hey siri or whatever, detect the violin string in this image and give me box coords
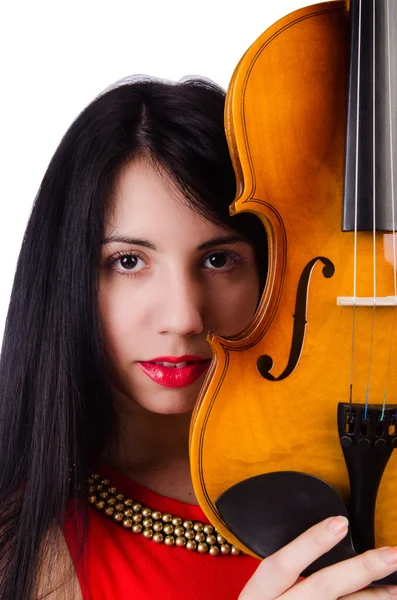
[364,0,377,420]
[382,0,397,419]
[349,0,362,408]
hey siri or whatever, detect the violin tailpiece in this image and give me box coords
[337,402,397,554]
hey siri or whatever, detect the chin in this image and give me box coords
[137,394,197,416]
[113,372,202,416]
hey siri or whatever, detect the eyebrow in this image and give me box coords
[102,235,156,249]
[101,234,248,251]
[196,234,248,251]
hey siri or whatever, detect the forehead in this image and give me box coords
[104,159,231,242]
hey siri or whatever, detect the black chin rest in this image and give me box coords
[216,471,397,585]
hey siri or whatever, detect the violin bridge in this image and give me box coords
[337,296,397,306]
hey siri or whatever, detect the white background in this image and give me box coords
[0,0,317,341]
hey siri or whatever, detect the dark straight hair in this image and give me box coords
[0,77,266,598]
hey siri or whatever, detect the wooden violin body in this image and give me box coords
[190,0,397,578]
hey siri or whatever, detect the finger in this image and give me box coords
[238,515,349,600]
[282,547,397,600]
[342,587,397,599]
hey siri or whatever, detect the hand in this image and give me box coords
[239,516,397,599]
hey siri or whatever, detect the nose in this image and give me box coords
[157,269,204,337]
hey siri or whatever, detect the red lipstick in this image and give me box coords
[137,355,211,388]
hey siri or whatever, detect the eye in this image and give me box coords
[203,250,245,271]
[205,253,228,269]
[107,251,147,275]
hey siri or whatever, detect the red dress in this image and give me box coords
[64,464,260,600]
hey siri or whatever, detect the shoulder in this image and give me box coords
[36,528,83,600]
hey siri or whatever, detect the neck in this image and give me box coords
[102,395,198,504]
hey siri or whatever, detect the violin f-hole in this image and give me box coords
[257,256,335,381]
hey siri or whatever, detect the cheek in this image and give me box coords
[230,288,259,331]
[98,282,140,359]
[210,270,261,336]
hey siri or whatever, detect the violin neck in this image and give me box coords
[343,0,397,232]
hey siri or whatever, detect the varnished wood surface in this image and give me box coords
[190,1,397,558]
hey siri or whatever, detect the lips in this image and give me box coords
[137,356,211,388]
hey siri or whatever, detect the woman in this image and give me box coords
[0,77,396,600]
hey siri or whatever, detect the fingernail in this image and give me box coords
[379,547,397,565]
[327,516,349,534]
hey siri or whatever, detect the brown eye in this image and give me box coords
[202,250,246,273]
[120,255,139,270]
[107,252,147,275]
[207,253,228,269]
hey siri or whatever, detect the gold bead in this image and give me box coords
[162,513,172,523]
[122,518,133,529]
[184,530,195,540]
[113,512,124,522]
[132,513,143,523]
[87,473,242,559]
[175,536,186,547]
[142,518,153,528]
[163,524,174,535]
[197,542,208,554]
[164,535,175,546]
[142,528,153,539]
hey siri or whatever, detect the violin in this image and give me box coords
[190,0,397,584]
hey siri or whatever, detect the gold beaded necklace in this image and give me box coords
[88,473,241,556]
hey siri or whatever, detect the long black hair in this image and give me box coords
[0,77,266,598]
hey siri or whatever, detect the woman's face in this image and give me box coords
[99,160,261,415]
